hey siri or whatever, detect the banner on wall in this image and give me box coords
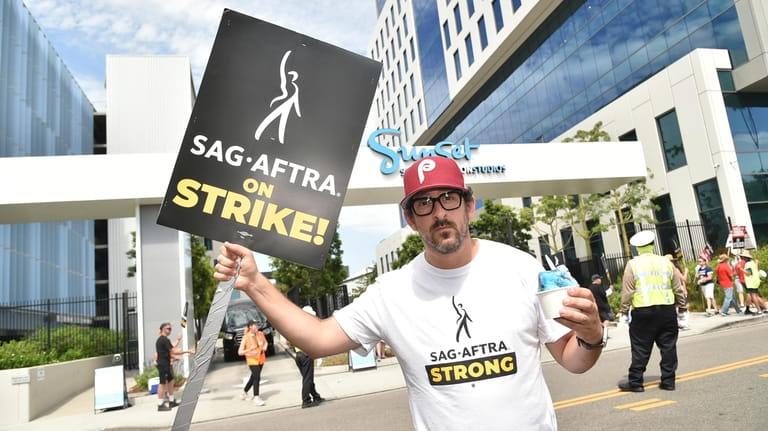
[158,9,381,269]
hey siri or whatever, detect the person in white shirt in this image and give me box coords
[214,156,604,431]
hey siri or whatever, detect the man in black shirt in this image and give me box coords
[156,322,185,411]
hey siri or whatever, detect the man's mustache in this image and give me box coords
[431,219,455,232]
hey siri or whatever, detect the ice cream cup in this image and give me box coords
[536,286,571,320]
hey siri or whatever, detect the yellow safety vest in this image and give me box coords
[629,254,675,308]
[745,261,760,290]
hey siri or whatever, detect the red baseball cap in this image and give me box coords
[400,156,468,208]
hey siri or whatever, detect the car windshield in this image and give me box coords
[225,306,266,329]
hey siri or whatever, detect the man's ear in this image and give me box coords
[466,196,476,218]
[404,209,417,230]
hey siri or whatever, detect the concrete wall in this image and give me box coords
[137,204,194,375]
[0,355,113,426]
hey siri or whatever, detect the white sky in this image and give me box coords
[23,0,402,274]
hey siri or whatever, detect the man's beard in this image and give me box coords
[420,218,469,254]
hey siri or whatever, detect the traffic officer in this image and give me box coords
[618,231,686,392]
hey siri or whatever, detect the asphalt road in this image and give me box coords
[550,321,768,430]
[192,320,768,430]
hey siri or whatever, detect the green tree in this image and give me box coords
[561,193,609,260]
[270,228,348,305]
[391,233,425,269]
[526,195,573,255]
[191,235,217,338]
[471,199,533,252]
[126,231,137,277]
[604,173,659,256]
[560,121,613,259]
[349,262,378,300]
[562,121,611,144]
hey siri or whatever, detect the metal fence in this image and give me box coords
[0,292,139,369]
[568,218,744,285]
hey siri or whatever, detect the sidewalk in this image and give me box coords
[5,311,766,431]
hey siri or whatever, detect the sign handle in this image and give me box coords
[172,262,239,430]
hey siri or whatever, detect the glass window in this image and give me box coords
[718,70,735,92]
[653,194,675,223]
[423,1,747,147]
[522,196,532,208]
[748,203,768,246]
[403,16,409,36]
[453,50,462,79]
[512,0,521,12]
[742,175,768,202]
[417,100,424,124]
[561,227,577,265]
[492,0,504,32]
[657,110,687,171]
[443,21,451,49]
[467,0,475,16]
[539,235,551,262]
[695,178,728,247]
[478,16,488,49]
[465,35,475,66]
[619,129,638,141]
[587,219,605,257]
[617,208,637,250]
[410,38,416,60]
[652,194,680,255]
[454,5,463,33]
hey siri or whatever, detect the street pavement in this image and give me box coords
[4,310,766,431]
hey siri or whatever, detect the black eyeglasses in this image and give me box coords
[163,327,171,331]
[409,191,463,216]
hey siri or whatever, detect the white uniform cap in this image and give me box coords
[302,305,316,316]
[629,230,655,247]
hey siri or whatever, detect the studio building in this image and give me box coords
[367,0,767,274]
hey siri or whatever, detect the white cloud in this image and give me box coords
[22,0,384,272]
[24,0,376,92]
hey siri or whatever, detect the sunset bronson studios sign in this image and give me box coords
[158,9,381,270]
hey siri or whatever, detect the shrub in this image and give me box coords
[0,339,55,369]
[0,325,124,370]
[133,364,184,391]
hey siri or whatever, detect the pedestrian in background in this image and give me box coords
[716,254,742,316]
[731,249,754,315]
[155,322,191,411]
[619,231,686,392]
[729,251,746,309]
[239,319,268,406]
[695,257,717,316]
[741,250,768,314]
[293,306,325,409]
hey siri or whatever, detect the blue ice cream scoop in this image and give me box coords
[539,265,579,291]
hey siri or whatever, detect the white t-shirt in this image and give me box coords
[334,239,570,431]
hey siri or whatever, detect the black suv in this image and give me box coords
[221,298,275,361]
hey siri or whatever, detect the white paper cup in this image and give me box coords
[536,287,570,320]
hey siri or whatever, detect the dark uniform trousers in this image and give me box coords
[295,351,320,403]
[628,304,679,387]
